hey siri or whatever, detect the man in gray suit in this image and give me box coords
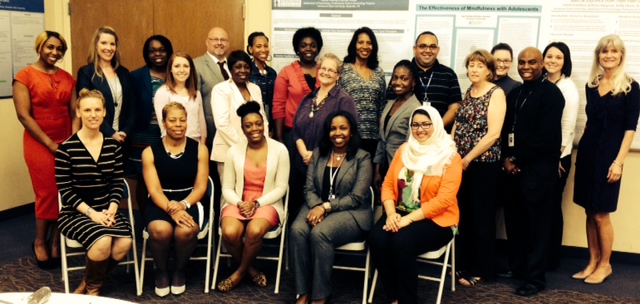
[194,26,230,151]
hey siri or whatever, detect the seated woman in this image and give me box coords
[217,101,290,292]
[55,89,133,296]
[142,102,209,297]
[290,111,373,304]
[369,105,462,304]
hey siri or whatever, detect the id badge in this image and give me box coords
[508,133,515,147]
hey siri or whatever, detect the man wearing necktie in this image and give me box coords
[194,26,230,231]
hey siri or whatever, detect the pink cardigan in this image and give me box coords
[272,61,313,128]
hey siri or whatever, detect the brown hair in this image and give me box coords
[465,49,496,81]
[77,88,106,108]
[87,26,121,80]
[161,101,187,122]
[166,52,199,100]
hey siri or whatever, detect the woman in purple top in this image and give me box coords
[292,53,358,212]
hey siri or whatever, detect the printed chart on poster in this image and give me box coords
[271,0,640,150]
[0,0,44,98]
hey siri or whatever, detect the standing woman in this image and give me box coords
[369,105,462,304]
[77,26,134,143]
[13,31,77,269]
[217,102,289,292]
[374,60,421,190]
[272,27,323,144]
[542,42,579,270]
[452,50,506,285]
[142,102,210,296]
[573,34,640,284]
[339,27,386,159]
[292,53,358,214]
[56,89,133,295]
[129,35,174,210]
[247,32,277,130]
[291,111,372,304]
[210,50,269,177]
[154,52,206,143]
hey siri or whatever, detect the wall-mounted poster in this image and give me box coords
[0,0,45,98]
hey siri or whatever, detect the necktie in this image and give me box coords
[218,61,229,80]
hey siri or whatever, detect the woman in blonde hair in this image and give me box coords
[573,34,640,284]
[77,26,134,143]
[56,89,133,295]
[13,30,77,269]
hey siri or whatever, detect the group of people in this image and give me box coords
[12,22,638,304]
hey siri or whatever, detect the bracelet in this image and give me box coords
[613,161,623,168]
[180,199,190,210]
[86,208,93,217]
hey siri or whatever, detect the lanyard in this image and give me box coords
[418,72,434,105]
[512,79,544,131]
[329,152,345,199]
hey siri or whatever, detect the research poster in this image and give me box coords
[0,0,44,98]
[272,0,640,150]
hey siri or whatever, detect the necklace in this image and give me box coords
[333,151,347,161]
[163,138,186,159]
[309,92,329,118]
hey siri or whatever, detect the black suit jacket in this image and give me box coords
[77,64,135,137]
[130,66,154,133]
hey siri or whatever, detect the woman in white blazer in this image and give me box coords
[210,51,269,178]
[217,102,289,292]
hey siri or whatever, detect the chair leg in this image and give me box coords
[204,223,213,293]
[211,233,224,291]
[368,270,378,303]
[138,237,147,296]
[362,251,370,304]
[60,235,70,294]
[274,224,287,294]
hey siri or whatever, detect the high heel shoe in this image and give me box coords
[584,267,613,284]
[32,241,53,269]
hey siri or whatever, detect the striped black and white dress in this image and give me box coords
[55,134,131,249]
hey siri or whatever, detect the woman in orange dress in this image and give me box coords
[13,31,78,269]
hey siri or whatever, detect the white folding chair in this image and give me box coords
[59,179,141,295]
[211,187,289,293]
[368,236,456,304]
[139,176,215,294]
[331,187,374,304]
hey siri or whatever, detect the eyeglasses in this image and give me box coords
[208,37,229,43]
[495,59,512,64]
[416,44,439,51]
[410,122,433,130]
[319,67,338,75]
[148,49,167,55]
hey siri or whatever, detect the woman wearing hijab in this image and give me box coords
[369,105,462,304]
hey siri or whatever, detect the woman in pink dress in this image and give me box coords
[13,31,78,269]
[217,101,290,292]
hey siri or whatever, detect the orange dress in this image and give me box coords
[14,66,75,220]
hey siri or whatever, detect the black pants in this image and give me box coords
[548,155,571,270]
[503,161,557,288]
[457,161,501,280]
[369,214,453,304]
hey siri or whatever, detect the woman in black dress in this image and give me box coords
[56,89,133,295]
[142,102,210,296]
[573,34,640,284]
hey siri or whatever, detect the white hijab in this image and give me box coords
[401,105,457,203]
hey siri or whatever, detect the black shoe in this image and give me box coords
[32,242,53,269]
[497,270,513,278]
[515,283,544,297]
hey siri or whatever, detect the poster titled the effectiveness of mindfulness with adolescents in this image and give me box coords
[272,0,640,150]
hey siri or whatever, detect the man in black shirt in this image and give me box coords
[501,47,565,297]
[387,31,461,131]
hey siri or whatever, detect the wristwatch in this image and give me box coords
[254,200,260,208]
[322,202,332,213]
[508,156,516,163]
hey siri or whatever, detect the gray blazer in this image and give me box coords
[374,94,421,165]
[303,148,373,231]
[194,54,226,147]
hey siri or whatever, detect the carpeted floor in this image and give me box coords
[1,254,639,304]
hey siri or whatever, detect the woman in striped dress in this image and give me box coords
[55,89,133,296]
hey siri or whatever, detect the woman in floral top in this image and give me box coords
[452,49,506,286]
[369,105,462,304]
